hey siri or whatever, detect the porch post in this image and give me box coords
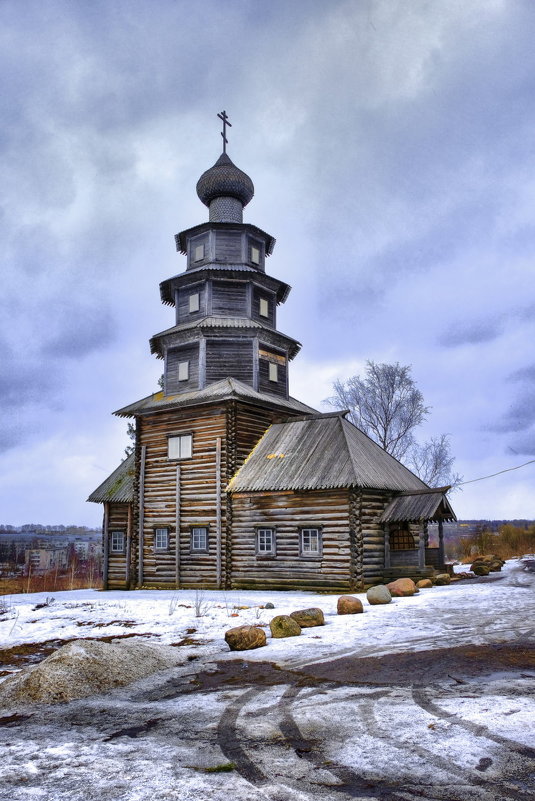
[383,524,390,568]
[438,519,445,569]
[418,525,426,569]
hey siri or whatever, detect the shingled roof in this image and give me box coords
[114,377,317,418]
[227,413,429,493]
[87,453,135,503]
[379,490,456,523]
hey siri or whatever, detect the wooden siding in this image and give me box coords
[215,230,242,262]
[138,406,228,588]
[176,283,205,324]
[258,352,287,397]
[230,489,354,591]
[107,502,130,589]
[211,280,248,317]
[251,285,276,327]
[360,489,392,586]
[166,343,200,394]
[187,233,210,269]
[206,338,254,385]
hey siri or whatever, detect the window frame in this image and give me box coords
[268,362,278,382]
[259,297,269,317]
[178,360,189,382]
[193,243,205,262]
[251,245,261,265]
[189,292,200,313]
[299,527,323,558]
[167,433,193,460]
[154,527,170,552]
[255,527,276,558]
[110,530,125,554]
[190,526,209,553]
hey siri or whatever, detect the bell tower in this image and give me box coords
[150,112,301,399]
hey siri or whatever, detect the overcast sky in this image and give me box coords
[2,0,535,526]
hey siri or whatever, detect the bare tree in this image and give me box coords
[124,421,136,458]
[406,434,462,489]
[327,361,429,460]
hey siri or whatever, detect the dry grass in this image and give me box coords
[0,573,102,596]
[453,523,535,562]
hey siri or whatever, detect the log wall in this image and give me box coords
[106,502,130,590]
[230,489,354,591]
[359,489,393,587]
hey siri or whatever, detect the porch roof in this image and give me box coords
[379,489,456,523]
[87,453,135,504]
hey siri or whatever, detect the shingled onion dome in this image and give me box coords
[196,152,254,223]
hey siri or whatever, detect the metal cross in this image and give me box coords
[217,110,232,153]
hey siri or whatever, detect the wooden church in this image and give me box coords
[88,114,455,592]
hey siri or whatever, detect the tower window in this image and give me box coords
[251,246,260,264]
[194,244,205,262]
[178,361,189,381]
[168,434,192,460]
[191,526,208,552]
[259,298,269,317]
[154,527,169,551]
[189,293,200,313]
[269,362,278,382]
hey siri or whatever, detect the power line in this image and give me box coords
[459,458,535,486]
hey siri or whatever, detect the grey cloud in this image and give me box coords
[41,302,115,358]
[439,320,504,348]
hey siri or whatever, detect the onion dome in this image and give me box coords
[196,153,254,209]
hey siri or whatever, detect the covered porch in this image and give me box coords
[379,487,456,580]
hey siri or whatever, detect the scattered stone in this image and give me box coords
[337,595,364,614]
[0,639,183,706]
[470,555,505,573]
[386,578,418,597]
[290,608,325,628]
[471,564,490,576]
[264,602,275,609]
[366,585,392,605]
[269,615,302,638]
[225,625,267,651]
[434,573,451,585]
[416,579,433,589]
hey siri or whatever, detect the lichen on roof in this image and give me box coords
[87,453,135,504]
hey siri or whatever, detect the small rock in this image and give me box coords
[224,625,267,651]
[434,573,451,585]
[416,579,433,589]
[337,595,364,614]
[269,615,301,638]
[386,578,417,597]
[264,602,275,609]
[290,608,325,627]
[366,585,392,605]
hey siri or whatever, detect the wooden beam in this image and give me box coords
[383,524,390,568]
[216,437,222,588]
[438,519,445,569]
[138,445,147,587]
[418,525,426,569]
[102,502,109,590]
[126,503,132,589]
[175,464,181,589]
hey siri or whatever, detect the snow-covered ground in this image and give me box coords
[0,560,534,801]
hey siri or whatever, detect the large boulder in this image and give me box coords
[386,578,418,597]
[0,638,183,706]
[416,579,433,589]
[269,615,301,638]
[366,585,392,605]
[225,625,267,651]
[337,595,364,615]
[290,608,325,628]
[471,563,490,576]
[434,573,451,585]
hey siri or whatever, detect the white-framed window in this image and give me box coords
[168,433,192,460]
[194,243,204,262]
[110,531,125,553]
[189,293,200,313]
[300,528,322,557]
[154,527,169,551]
[256,527,276,557]
[178,361,189,381]
[268,362,278,382]
[191,526,208,552]
[259,297,269,317]
[251,245,260,264]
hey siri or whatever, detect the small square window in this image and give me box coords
[110,531,125,553]
[194,244,204,261]
[256,528,276,556]
[154,527,169,550]
[178,361,189,381]
[259,297,269,317]
[191,526,208,552]
[168,434,192,460]
[251,246,260,264]
[269,362,278,382]
[300,528,322,557]
[189,293,200,313]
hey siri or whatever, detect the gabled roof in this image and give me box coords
[113,377,318,419]
[227,413,429,493]
[379,491,456,523]
[87,453,135,504]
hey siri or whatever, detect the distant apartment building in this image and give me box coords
[24,546,69,574]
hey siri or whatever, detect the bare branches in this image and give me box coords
[407,434,463,490]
